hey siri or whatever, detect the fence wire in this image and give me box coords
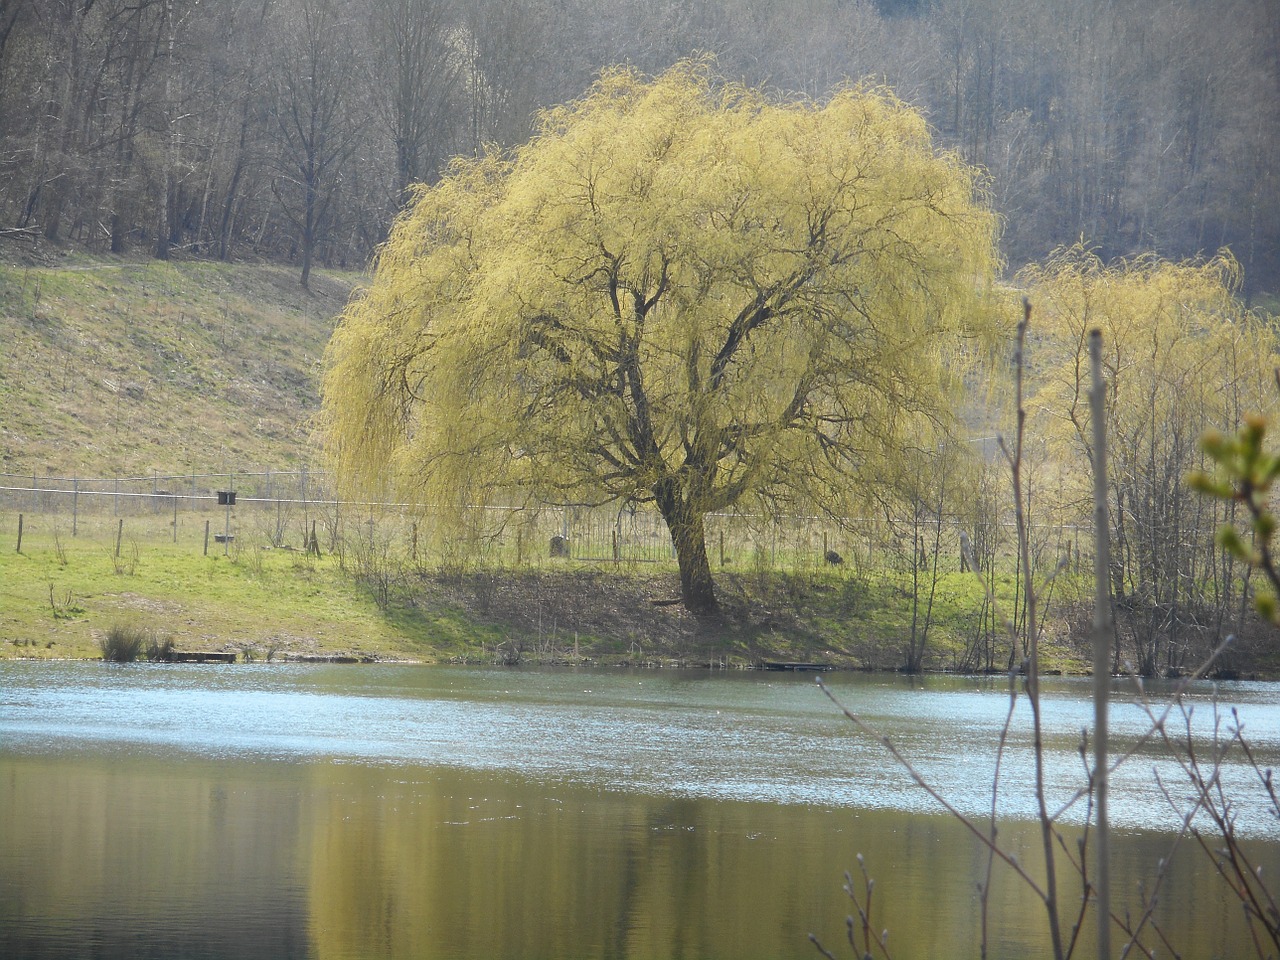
[1,470,1091,576]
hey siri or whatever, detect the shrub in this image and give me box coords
[99,623,145,662]
[145,634,175,662]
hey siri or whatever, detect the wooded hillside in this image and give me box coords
[2,0,1277,296]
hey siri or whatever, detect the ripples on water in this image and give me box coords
[4,663,1278,831]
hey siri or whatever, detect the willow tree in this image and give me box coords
[322,61,1000,613]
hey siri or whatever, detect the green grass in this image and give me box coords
[0,517,443,661]
[0,505,1100,669]
[1252,292,1280,318]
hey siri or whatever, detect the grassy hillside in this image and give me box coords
[0,249,356,476]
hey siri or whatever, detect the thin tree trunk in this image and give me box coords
[1088,329,1113,960]
[1012,300,1065,960]
[908,507,922,671]
[155,0,176,260]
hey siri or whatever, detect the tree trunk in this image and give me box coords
[907,508,923,672]
[654,481,718,614]
[110,212,127,253]
[300,218,313,289]
[299,159,317,288]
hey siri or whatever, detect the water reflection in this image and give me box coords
[1,752,311,960]
[1,663,1276,959]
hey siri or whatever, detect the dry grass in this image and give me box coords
[0,251,358,476]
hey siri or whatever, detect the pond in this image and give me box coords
[1,663,1277,959]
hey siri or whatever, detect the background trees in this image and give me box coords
[321,64,1000,612]
[270,0,363,287]
[1024,247,1280,673]
[0,0,1274,297]
[367,0,460,202]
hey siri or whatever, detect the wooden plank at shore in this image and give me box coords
[163,652,376,664]
[169,651,237,663]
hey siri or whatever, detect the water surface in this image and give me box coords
[2,663,1276,958]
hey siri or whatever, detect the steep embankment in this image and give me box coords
[0,249,356,476]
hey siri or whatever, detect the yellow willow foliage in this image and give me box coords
[1021,245,1280,515]
[322,61,1000,532]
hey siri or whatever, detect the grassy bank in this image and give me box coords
[0,519,429,661]
[0,507,1103,671]
[3,498,1270,675]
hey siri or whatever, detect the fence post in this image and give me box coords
[223,477,232,556]
[204,519,210,556]
[115,518,123,558]
[16,514,22,553]
[72,478,78,537]
[301,465,310,537]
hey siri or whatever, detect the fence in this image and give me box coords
[0,469,1024,574]
[0,469,337,555]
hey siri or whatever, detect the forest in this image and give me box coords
[2,0,1277,296]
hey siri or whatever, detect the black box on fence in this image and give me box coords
[216,491,237,506]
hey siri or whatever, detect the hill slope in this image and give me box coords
[0,249,356,477]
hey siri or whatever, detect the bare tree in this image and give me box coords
[366,0,461,200]
[270,0,363,287]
